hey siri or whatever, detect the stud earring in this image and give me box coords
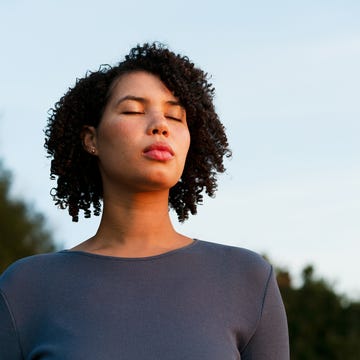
[90,147,96,154]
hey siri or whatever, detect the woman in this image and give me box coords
[0,43,289,359]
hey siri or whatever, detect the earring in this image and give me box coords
[90,147,96,154]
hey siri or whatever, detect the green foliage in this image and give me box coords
[0,162,56,273]
[277,265,360,360]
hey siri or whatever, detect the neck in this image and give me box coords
[73,189,192,257]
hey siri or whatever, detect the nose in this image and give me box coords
[147,113,169,137]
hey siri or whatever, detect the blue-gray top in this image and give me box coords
[0,240,289,359]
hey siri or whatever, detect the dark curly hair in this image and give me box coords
[45,42,231,222]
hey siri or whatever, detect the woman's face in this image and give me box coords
[85,71,191,195]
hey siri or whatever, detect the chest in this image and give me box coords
[18,266,260,359]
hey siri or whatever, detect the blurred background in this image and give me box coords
[0,0,359,358]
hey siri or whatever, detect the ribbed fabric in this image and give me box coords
[0,240,289,359]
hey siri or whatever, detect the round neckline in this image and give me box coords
[59,239,200,262]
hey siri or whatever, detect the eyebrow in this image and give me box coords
[114,95,184,108]
[166,100,183,107]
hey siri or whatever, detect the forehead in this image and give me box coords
[108,71,176,101]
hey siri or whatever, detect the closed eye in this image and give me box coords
[166,115,182,121]
[122,111,144,115]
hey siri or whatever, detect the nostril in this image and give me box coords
[151,128,168,136]
[150,125,169,136]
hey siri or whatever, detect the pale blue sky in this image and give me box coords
[0,0,359,297]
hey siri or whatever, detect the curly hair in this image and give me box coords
[45,42,231,222]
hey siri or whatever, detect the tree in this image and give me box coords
[0,162,56,273]
[277,265,360,359]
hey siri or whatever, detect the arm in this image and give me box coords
[241,267,290,360]
[0,290,23,360]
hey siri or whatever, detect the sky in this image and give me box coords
[0,0,359,298]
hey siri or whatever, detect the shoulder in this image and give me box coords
[1,252,66,275]
[195,239,270,272]
[193,241,278,330]
[0,252,70,295]
[194,240,272,289]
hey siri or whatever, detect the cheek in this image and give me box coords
[175,122,190,142]
[182,130,191,157]
[97,120,136,150]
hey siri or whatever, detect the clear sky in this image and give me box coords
[0,0,359,297]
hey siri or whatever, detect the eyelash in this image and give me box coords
[122,111,144,115]
[122,111,181,122]
[166,116,182,122]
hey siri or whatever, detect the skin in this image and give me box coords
[73,71,193,257]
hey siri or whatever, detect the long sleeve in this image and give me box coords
[0,243,289,359]
[241,267,290,360]
[0,290,23,360]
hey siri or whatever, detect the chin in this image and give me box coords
[144,178,179,191]
[141,168,182,188]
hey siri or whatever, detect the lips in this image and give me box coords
[143,142,175,161]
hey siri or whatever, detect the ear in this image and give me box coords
[81,125,98,155]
